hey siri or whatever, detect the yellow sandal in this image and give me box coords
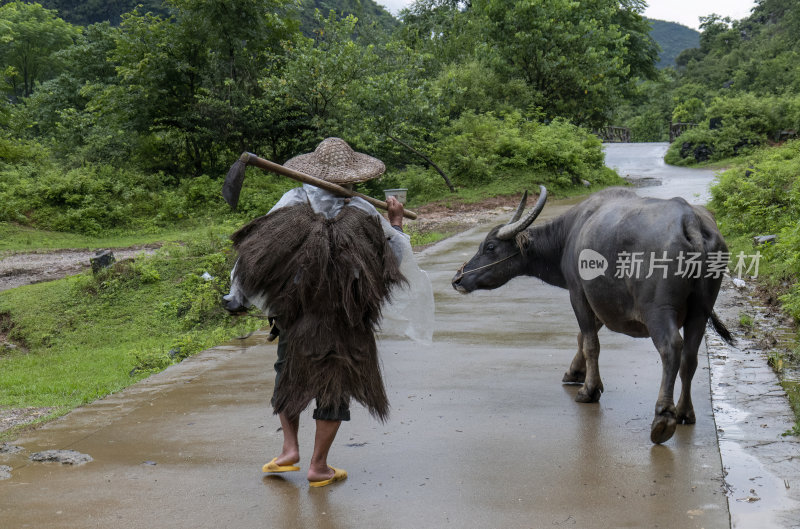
[262,457,300,473]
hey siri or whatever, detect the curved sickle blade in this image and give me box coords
[222,153,252,209]
[496,185,547,240]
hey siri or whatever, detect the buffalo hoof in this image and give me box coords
[575,385,602,403]
[562,371,586,385]
[677,408,696,425]
[650,413,677,444]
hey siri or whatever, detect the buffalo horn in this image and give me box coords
[497,185,547,240]
[507,190,528,223]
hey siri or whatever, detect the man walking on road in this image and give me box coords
[223,138,433,487]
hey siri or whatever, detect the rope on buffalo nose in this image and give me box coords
[456,251,520,277]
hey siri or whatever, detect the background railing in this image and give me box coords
[595,126,631,143]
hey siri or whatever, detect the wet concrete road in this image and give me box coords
[1,144,732,528]
[604,142,717,204]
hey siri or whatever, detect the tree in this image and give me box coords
[111,0,297,175]
[19,0,169,26]
[396,0,477,71]
[613,0,659,80]
[22,22,118,135]
[0,1,80,100]
[261,12,382,151]
[473,0,658,127]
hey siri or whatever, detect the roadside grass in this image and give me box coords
[785,379,800,437]
[0,233,262,440]
[408,228,450,247]
[399,170,622,211]
[664,155,738,170]
[0,218,243,252]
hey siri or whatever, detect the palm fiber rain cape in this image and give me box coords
[231,203,406,422]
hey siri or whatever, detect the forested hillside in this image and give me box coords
[2,0,797,235]
[1,0,656,237]
[616,0,800,146]
[13,0,396,29]
[647,19,699,69]
[8,0,168,25]
[298,0,397,33]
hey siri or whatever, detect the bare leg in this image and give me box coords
[307,419,341,482]
[276,413,300,466]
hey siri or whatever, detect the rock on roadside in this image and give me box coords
[29,450,92,466]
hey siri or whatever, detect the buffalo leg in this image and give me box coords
[569,293,604,402]
[563,319,603,385]
[562,335,587,384]
[575,330,604,403]
[676,310,705,425]
[647,314,683,444]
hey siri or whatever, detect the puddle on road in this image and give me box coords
[713,400,790,525]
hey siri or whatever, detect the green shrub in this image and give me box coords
[0,157,240,235]
[672,97,706,124]
[432,111,615,191]
[710,140,800,235]
[710,140,800,322]
[627,109,670,142]
[665,124,760,165]
[666,93,800,165]
[386,164,446,205]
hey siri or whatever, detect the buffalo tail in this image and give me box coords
[709,311,734,345]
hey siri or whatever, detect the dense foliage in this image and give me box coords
[11,0,168,25]
[0,0,653,234]
[23,0,396,33]
[472,0,658,127]
[619,0,800,148]
[664,93,800,165]
[0,2,80,100]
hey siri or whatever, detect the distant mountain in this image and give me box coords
[647,19,701,69]
[25,0,397,33]
[18,0,167,26]
[300,0,398,34]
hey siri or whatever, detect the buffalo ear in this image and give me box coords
[515,230,532,250]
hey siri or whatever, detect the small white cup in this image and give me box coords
[383,188,408,205]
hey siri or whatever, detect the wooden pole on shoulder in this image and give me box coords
[223,152,418,220]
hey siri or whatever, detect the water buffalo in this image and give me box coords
[451,186,732,444]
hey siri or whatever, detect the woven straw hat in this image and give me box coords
[283,138,385,184]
